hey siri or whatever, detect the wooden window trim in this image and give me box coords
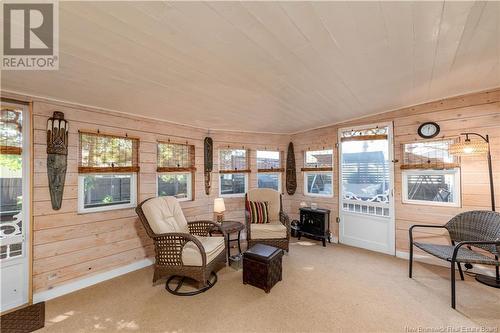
[340,134,388,142]
[301,167,333,172]
[257,168,284,173]
[0,146,22,155]
[400,163,460,170]
[219,169,251,174]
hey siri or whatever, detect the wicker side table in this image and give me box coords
[243,244,283,293]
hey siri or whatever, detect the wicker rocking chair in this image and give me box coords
[245,188,290,252]
[409,210,500,309]
[136,196,226,296]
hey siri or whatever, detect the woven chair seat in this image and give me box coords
[414,242,499,265]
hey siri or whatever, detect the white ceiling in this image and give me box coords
[2,1,500,133]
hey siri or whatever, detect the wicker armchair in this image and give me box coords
[245,188,290,252]
[409,210,500,309]
[136,196,226,296]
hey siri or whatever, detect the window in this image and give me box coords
[219,148,249,197]
[302,149,333,197]
[78,131,139,213]
[257,150,282,192]
[157,142,195,201]
[401,140,460,206]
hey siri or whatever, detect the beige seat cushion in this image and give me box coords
[182,236,225,266]
[141,196,189,234]
[247,188,280,221]
[251,222,286,239]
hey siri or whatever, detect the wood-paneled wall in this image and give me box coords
[12,94,290,293]
[285,88,500,254]
[4,87,500,294]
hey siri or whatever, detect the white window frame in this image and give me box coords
[156,171,192,202]
[257,172,282,193]
[78,173,137,214]
[218,173,248,198]
[304,171,334,198]
[401,168,461,207]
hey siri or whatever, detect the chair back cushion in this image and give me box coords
[445,210,500,255]
[247,201,270,224]
[141,196,189,235]
[246,188,281,221]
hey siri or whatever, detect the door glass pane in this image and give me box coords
[341,138,390,204]
[1,108,24,260]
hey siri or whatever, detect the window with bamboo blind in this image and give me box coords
[400,139,460,207]
[157,142,195,201]
[302,149,334,197]
[257,150,282,192]
[77,131,138,213]
[219,148,249,197]
[78,131,139,173]
[401,139,459,170]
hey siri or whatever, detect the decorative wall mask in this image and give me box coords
[286,142,297,195]
[204,137,213,195]
[47,112,69,210]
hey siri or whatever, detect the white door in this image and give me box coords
[339,123,395,255]
[1,103,31,312]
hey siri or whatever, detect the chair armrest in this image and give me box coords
[245,210,251,240]
[188,220,220,237]
[409,224,447,244]
[152,232,207,267]
[280,211,291,239]
[452,240,500,262]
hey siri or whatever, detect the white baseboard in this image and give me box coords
[396,251,496,277]
[33,258,154,303]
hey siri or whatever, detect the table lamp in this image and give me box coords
[214,198,225,223]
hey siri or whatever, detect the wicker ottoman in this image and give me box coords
[243,244,283,293]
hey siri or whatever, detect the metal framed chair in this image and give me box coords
[409,210,500,308]
[245,188,290,252]
[136,196,226,296]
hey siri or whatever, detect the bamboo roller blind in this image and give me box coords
[219,148,250,173]
[78,131,139,173]
[0,108,23,155]
[401,139,459,170]
[157,142,195,172]
[301,149,333,172]
[257,150,283,172]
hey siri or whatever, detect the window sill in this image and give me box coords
[401,200,461,208]
[305,193,334,198]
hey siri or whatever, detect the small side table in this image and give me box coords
[210,221,245,260]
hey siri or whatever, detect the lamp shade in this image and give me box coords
[449,140,489,156]
[213,198,225,213]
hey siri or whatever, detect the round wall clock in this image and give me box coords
[417,122,440,139]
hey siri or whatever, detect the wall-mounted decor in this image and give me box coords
[285,142,296,195]
[204,136,213,195]
[47,112,69,210]
[417,122,440,139]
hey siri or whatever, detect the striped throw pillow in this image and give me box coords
[247,201,270,224]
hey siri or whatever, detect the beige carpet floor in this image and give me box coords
[40,241,500,333]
